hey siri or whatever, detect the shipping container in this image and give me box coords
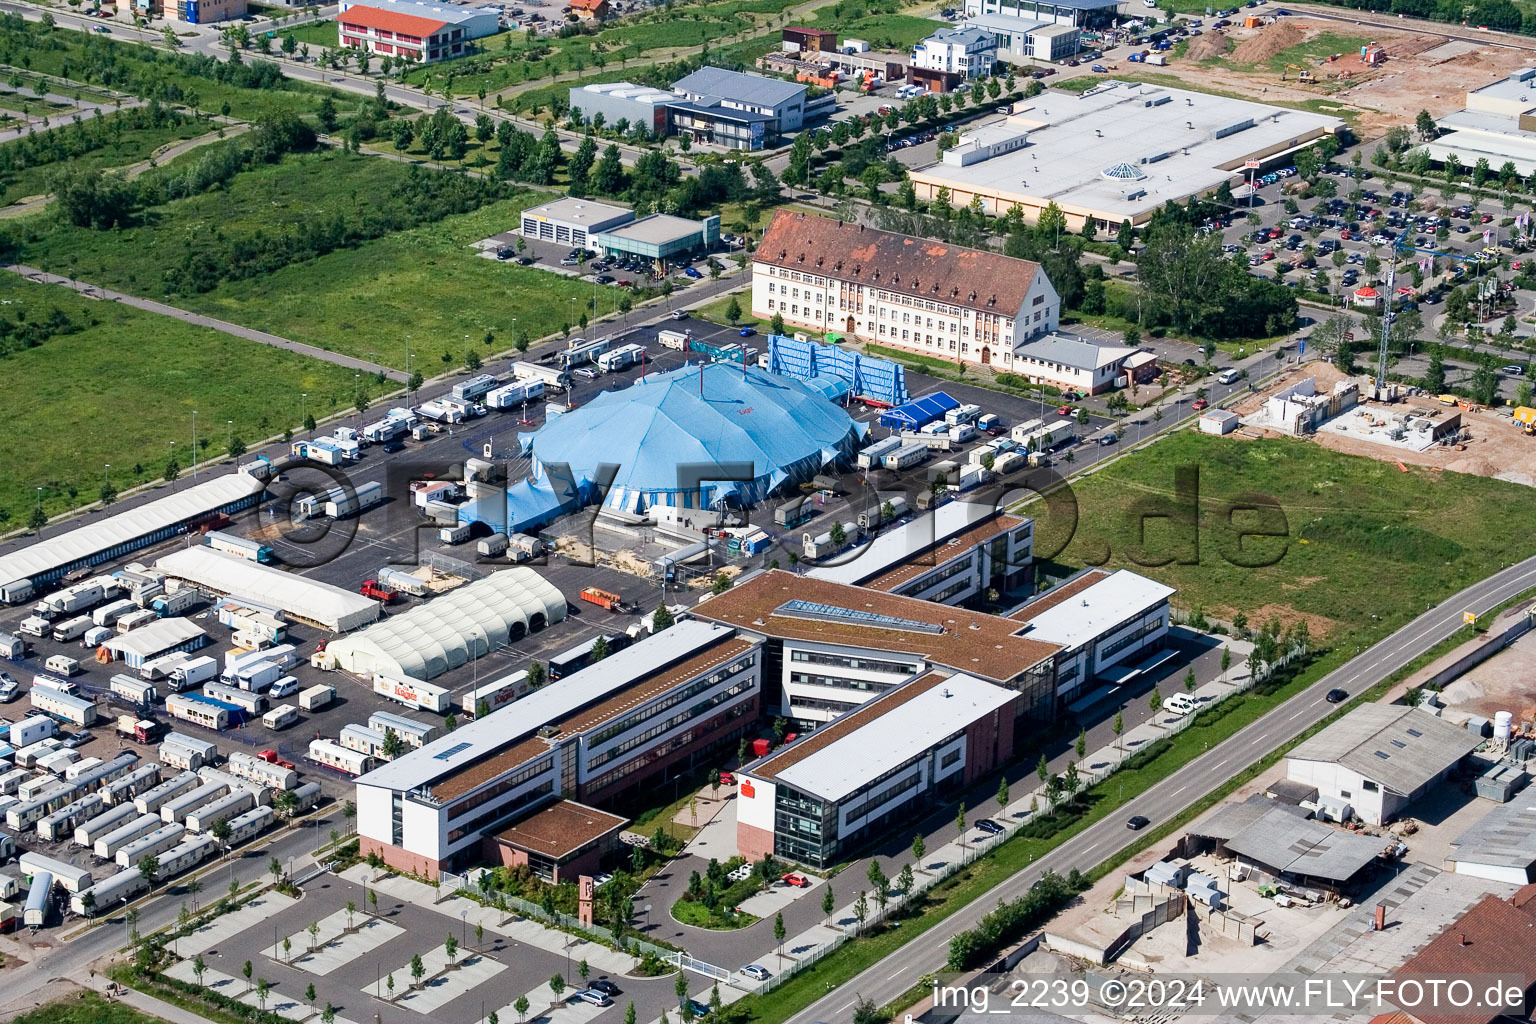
[367,711,439,749]
[19,851,92,893]
[484,379,544,409]
[511,360,571,391]
[166,693,233,732]
[115,609,158,634]
[159,733,217,772]
[133,772,200,816]
[298,685,335,712]
[150,589,202,617]
[461,670,528,718]
[115,822,186,868]
[308,738,375,776]
[261,704,299,731]
[476,533,509,558]
[31,688,97,727]
[222,804,276,846]
[371,675,451,713]
[51,616,94,643]
[325,481,384,520]
[109,675,158,709]
[37,793,105,842]
[159,782,227,825]
[95,813,169,861]
[92,599,138,629]
[23,871,52,927]
[184,790,254,833]
[71,867,148,916]
[880,442,929,470]
[227,750,299,791]
[10,715,57,749]
[73,803,139,848]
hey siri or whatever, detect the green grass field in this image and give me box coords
[0,115,212,206]
[15,993,168,1024]
[178,197,597,370]
[0,272,363,522]
[278,19,339,48]
[1035,431,1536,645]
[805,11,947,49]
[1242,31,1374,71]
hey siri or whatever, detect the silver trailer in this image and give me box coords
[160,733,218,771]
[160,782,228,824]
[94,813,167,861]
[184,789,254,833]
[23,870,52,927]
[71,867,148,915]
[103,764,163,806]
[222,804,276,846]
[286,781,322,815]
[73,802,141,848]
[37,792,105,842]
[157,833,218,877]
[133,771,200,816]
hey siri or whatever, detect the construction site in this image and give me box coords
[1156,15,1532,133]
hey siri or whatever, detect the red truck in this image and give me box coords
[258,749,297,769]
[360,579,399,604]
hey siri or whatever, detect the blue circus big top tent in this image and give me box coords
[509,361,865,527]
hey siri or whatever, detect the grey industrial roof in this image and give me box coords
[806,500,1013,586]
[1192,793,1307,841]
[672,67,805,110]
[1448,798,1536,872]
[521,196,633,227]
[1224,806,1384,881]
[355,619,739,794]
[1289,705,1480,796]
[922,26,996,46]
[597,213,708,246]
[668,99,773,124]
[0,472,264,592]
[1016,333,1134,372]
[155,547,380,633]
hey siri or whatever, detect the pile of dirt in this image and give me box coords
[1184,29,1229,60]
[1229,20,1307,63]
[1446,455,1500,476]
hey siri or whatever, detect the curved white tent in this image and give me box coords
[323,569,567,680]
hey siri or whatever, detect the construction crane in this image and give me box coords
[1375,238,1490,389]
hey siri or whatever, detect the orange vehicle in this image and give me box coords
[579,586,623,611]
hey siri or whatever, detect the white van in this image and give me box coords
[1164,694,1199,717]
[1217,368,1241,385]
[268,676,300,699]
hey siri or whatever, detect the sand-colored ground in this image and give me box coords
[1227,359,1536,486]
[1143,17,1532,134]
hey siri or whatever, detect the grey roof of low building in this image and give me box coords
[667,99,773,124]
[1448,798,1536,871]
[1224,806,1384,882]
[1192,793,1307,841]
[1288,705,1480,796]
[1015,332,1133,372]
[672,67,806,110]
[922,26,996,46]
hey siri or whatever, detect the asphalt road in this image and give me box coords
[788,553,1536,1024]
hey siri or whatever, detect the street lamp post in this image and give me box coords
[191,410,199,481]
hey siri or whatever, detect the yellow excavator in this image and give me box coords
[1281,63,1314,83]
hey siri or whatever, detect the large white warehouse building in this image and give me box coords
[155,547,380,633]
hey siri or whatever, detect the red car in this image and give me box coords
[782,872,811,888]
[1055,404,1073,416]
[1191,398,1209,410]
[1262,250,1276,261]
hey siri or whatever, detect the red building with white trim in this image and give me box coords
[338,0,499,64]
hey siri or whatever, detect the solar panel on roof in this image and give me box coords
[433,742,472,762]
[1374,750,1391,759]
[1406,727,1423,737]
[1391,739,1407,748]
[777,599,944,634]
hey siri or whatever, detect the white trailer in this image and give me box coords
[261,704,299,730]
[110,675,159,708]
[92,599,138,629]
[227,751,299,791]
[362,416,410,444]
[881,442,929,470]
[203,682,267,714]
[184,790,254,833]
[991,451,1027,476]
[168,655,219,691]
[596,343,646,373]
[71,868,149,916]
[325,481,384,519]
[298,685,334,711]
[157,833,218,877]
[657,328,690,350]
[15,739,63,771]
[115,822,186,868]
[31,688,97,726]
[223,644,296,676]
[23,871,52,927]
[856,436,903,469]
[856,495,909,530]
[35,749,81,776]
[511,360,571,391]
[83,626,114,648]
[116,609,158,633]
[37,793,105,842]
[103,764,162,806]
[74,803,140,848]
[477,533,509,558]
[42,582,107,617]
[1008,418,1045,444]
[19,851,92,894]
[0,768,28,795]
[308,738,375,776]
[9,715,57,749]
[368,711,440,748]
[372,675,451,713]
[509,533,543,560]
[340,724,388,758]
[32,673,78,695]
[95,813,166,861]
[159,733,217,771]
[52,616,94,643]
[484,379,544,409]
[461,670,528,718]
[160,782,227,825]
[222,804,276,845]
[133,771,201,816]
[415,399,464,424]
[944,403,983,427]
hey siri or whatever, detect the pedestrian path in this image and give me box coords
[339,864,635,975]
[178,891,301,958]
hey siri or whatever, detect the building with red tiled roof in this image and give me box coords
[750,210,1059,370]
[338,0,500,64]
[569,0,609,21]
[1389,888,1536,1024]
